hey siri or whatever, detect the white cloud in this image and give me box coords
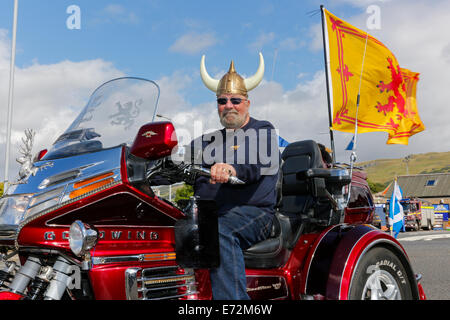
[104,4,126,15]
[330,0,392,8]
[258,3,275,16]
[93,4,140,25]
[278,37,306,51]
[248,32,276,52]
[308,22,323,52]
[0,31,124,181]
[169,32,218,55]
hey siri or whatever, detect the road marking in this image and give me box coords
[398,234,450,242]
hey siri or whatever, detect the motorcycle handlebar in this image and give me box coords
[145,158,245,186]
[190,166,245,185]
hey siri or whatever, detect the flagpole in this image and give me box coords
[346,31,370,205]
[320,5,336,163]
[4,0,19,193]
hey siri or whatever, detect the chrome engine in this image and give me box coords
[0,253,80,300]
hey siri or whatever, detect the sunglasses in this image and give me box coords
[217,97,246,105]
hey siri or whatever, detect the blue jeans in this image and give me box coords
[209,205,274,300]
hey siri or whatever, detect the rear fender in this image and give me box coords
[302,224,420,300]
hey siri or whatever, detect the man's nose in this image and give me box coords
[224,100,235,109]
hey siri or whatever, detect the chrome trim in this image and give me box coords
[29,186,65,208]
[12,147,123,195]
[246,275,289,300]
[125,265,197,300]
[38,169,81,190]
[69,220,99,257]
[0,227,18,241]
[15,180,121,248]
[19,247,82,266]
[92,252,176,265]
[125,268,140,300]
[415,273,422,283]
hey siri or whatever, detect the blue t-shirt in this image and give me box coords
[191,117,280,214]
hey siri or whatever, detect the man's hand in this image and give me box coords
[210,163,237,184]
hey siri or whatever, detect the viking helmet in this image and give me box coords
[200,52,265,97]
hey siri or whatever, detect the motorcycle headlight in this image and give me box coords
[69,220,98,257]
[0,194,33,226]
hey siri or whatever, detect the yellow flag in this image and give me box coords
[394,68,425,143]
[323,9,425,145]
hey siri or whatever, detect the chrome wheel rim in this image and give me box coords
[362,270,401,300]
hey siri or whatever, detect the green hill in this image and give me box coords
[357,151,450,187]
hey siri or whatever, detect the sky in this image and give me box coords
[0,0,449,182]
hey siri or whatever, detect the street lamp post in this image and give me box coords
[4,0,19,192]
[402,155,412,175]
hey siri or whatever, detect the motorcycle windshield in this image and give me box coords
[42,77,160,160]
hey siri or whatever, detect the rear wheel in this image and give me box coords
[414,220,420,231]
[348,247,413,300]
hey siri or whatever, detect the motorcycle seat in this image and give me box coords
[243,140,326,269]
[244,213,282,254]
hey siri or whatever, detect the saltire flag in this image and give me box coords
[322,8,425,145]
[393,68,425,144]
[278,136,290,147]
[345,135,355,151]
[389,180,405,238]
[380,180,393,198]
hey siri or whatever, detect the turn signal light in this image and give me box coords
[69,172,115,199]
[34,149,48,162]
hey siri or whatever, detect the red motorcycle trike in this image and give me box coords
[0,77,425,300]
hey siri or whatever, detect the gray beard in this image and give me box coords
[219,111,247,129]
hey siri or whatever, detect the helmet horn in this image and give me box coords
[244,52,265,91]
[200,55,219,93]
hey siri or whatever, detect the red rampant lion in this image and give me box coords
[375,57,406,116]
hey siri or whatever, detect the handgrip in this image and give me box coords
[192,166,245,185]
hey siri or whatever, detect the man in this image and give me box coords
[192,53,280,299]
[375,201,388,231]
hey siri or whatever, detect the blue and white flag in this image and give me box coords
[278,136,290,147]
[345,135,355,151]
[389,180,405,238]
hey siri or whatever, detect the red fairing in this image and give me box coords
[344,170,375,225]
[130,121,178,160]
[418,283,427,300]
[0,291,23,300]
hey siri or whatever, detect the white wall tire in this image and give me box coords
[348,247,413,300]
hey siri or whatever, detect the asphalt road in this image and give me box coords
[397,229,450,300]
